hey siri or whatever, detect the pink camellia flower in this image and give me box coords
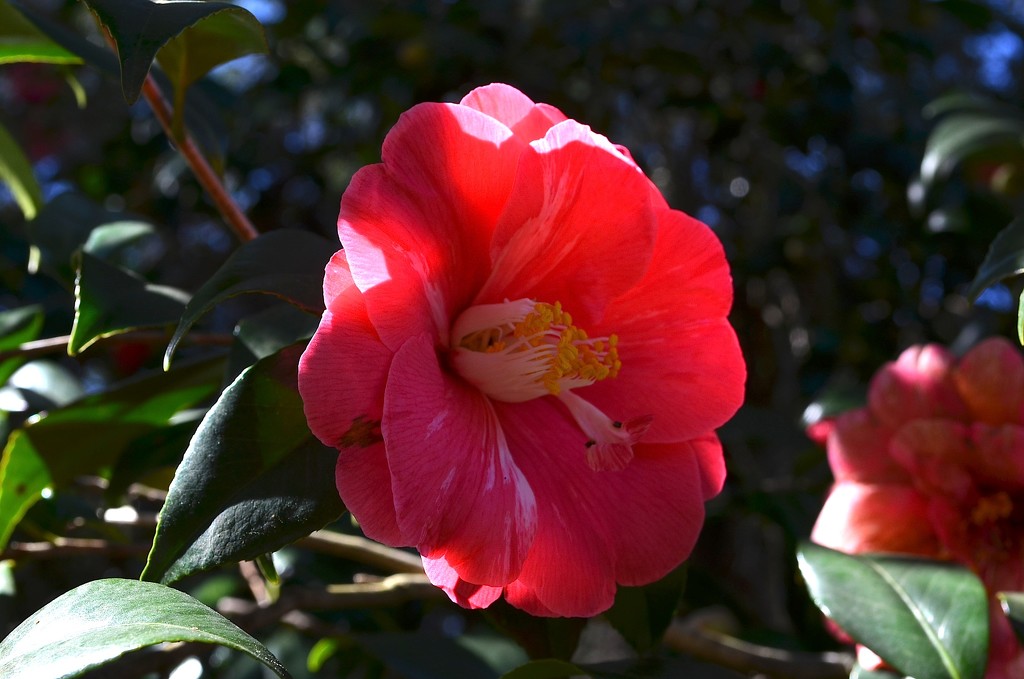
[811,337,1024,677]
[298,83,745,617]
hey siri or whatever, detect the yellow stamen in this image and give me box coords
[458,301,620,398]
[972,492,1013,525]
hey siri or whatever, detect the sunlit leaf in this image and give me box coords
[0,0,81,65]
[998,592,1024,644]
[966,216,1024,300]
[82,0,267,104]
[83,220,161,271]
[142,344,343,584]
[0,357,223,550]
[0,578,290,679]
[69,252,189,355]
[0,306,44,386]
[920,113,1024,187]
[0,122,42,221]
[798,542,988,679]
[164,229,336,369]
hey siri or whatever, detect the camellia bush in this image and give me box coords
[5,1,1024,679]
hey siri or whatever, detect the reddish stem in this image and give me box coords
[141,77,259,243]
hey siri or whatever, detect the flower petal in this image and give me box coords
[970,424,1024,488]
[583,208,744,442]
[955,336,1024,425]
[460,83,567,142]
[495,398,714,615]
[868,344,967,429]
[811,482,940,556]
[825,410,908,484]
[298,269,401,544]
[422,554,504,609]
[383,333,537,586]
[339,102,528,349]
[889,419,974,499]
[477,120,657,326]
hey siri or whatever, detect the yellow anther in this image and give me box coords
[455,300,620,399]
[972,492,1014,525]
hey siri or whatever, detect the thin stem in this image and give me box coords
[298,530,424,574]
[141,77,259,242]
[0,329,233,364]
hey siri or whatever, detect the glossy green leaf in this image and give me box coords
[0,122,42,221]
[0,357,223,550]
[604,563,686,653]
[143,343,344,584]
[0,306,44,385]
[798,542,988,679]
[966,216,1024,300]
[998,592,1024,644]
[26,193,143,282]
[920,113,1024,187]
[104,413,203,503]
[851,666,906,679]
[164,229,337,369]
[69,252,189,355]
[0,0,81,65]
[1018,290,1024,345]
[82,220,161,271]
[0,578,290,678]
[501,659,585,679]
[82,0,266,104]
[226,304,320,383]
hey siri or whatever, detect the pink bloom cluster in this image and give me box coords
[812,337,1024,677]
[299,84,745,617]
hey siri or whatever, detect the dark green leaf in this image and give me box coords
[0,578,290,678]
[0,306,44,385]
[226,304,320,383]
[82,0,266,103]
[26,193,147,282]
[83,220,161,272]
[0,357,223,550]
[966,216,1024,300]
[604,564,686,653]
[0,0,81,65]
[69,252,189,355]
[501,659,585,679]
[164,229,337,369]
[104,413,203,504]
[920,113,1024,187]
[142,343,343,584]
[0,122,42,221]
[998,592,1024,644]
[851,666,907,679]
[797,542,989,679]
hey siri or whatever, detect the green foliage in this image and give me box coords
[0,357,223,550]
[798,543,989,679]
[164,229,336,369]
[0,122,42,220]
[70,251,189,354]
[142,344,343,584]
[0,578,289,678]
[0,0,80,65]
[81,0,266,104]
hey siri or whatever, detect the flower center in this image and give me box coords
[451,299,620,402]
[451,298,649,471]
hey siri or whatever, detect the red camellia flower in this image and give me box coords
[298,84,745,617]
[811,337,1024,677]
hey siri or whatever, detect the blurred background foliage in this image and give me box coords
[4,0,1024,676]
